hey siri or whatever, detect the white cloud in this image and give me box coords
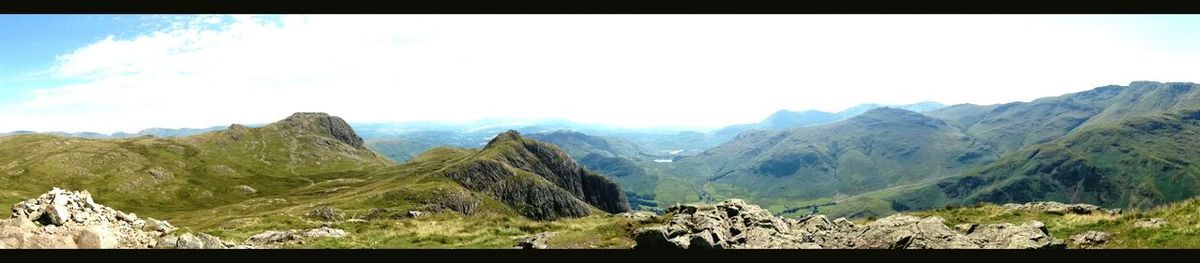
[3,15,1199,133]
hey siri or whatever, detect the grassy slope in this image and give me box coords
[912,197,1200,248]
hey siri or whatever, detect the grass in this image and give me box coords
[911,197,1200,248]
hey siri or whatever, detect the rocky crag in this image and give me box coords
[2,188,184,248]
[439,130,630,220]
[634,199,1067,249]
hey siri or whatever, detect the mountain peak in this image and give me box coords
[271,112,365,149]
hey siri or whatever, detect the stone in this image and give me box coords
[1134,218,1167,228]
[406,210,425,218]
[175,233,206,249]
[634,199,1067,249]
[306,206,345,221]
[235,185,257,194]
[155,235,179,249]
[1069,231,1109,248]
[46,204,72,225]
[516,232,557,249]
[74,226,120,249]
[245,227,348,247]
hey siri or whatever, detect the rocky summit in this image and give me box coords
[633,199,1065,249]
[2,188,179,248]
[0,188,259,249]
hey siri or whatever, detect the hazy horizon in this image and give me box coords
[3,15,1199,133]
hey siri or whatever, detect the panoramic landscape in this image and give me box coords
[2,15,1200,249]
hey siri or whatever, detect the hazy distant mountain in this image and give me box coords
[676,81,1200,218]
[713,102,947,139]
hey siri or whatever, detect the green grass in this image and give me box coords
[911,197,1200,248]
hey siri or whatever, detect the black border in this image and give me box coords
[2,0,1200,14]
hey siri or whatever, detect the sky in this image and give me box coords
[2,15,1199,134]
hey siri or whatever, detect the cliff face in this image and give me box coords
[440,130,630,220]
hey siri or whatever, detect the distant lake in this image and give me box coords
[653,159,673,163]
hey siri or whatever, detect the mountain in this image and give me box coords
[676,107,991,214]
[878,108,1200,215]
[926,81,1200,154]
[711,102,947,141]
[526,130,668,210]
[0,112,393,212]
[435,130,630,220]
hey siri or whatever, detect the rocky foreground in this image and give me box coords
[2,188,347,249]
[634,199,1068,249]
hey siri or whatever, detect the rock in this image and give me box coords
[616,211,659,222]
[235,185,257,194]
[1134,218,1167,228]
[1,188,195,249]
[175,233,205,249]
[954,223,977,234]
[1069,231,1109,248]
[966,221,1065,249]
[45,204,72,225]
[406,211,425,218]
[144,218,177,234]
[155,235,178,249]
[245,227,348,247]
[634,199,1067,249]
[1001,202,1119,215]
[516,232,557,249]
[74,226,120,249]
[306,206,345,221]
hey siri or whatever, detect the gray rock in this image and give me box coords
[46,204,72,225]
[1069,231,1109,248]
[406,210,425,218]
[1134,218,1167,228]
[634,199,1067,249]
[235,185,257,194]
[516,232,557,249]
[74,226,119,249]
[306,206,345,221]
[175,233,206,249]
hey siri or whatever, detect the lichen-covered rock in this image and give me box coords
[515,232,557,249]
[1001,202,1120,215]
[1133,218,1167,228]
[244,226,347,247]
[1069,231,1109,248]
[634,199,1067,249]
[306,206,345,221]
[2,188,230,249]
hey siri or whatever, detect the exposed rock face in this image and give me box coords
[281,112,365,149]
[244,226,347,247]
[1134,218,1168,228]
[1069,231,1109,248]
[1001,202,1121,215]
[1,188,247,249]
[634,199,1066,249]
[2,188,179,248]
[439,130,630,220]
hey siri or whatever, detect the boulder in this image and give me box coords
[515,232,557,249]
[1069,231,1109,248]
[634,199,1067,249]
[1134,218,1167,228]
[306,206,345,221]
[74,226,120,249]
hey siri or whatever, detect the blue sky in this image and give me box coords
[2,15,1199,133]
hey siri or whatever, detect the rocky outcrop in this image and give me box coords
[244,226,347,247]
[438,131,630,220]
[1001,202,1121,215]
[1069,231,1109,248]
[306,206,345,221]
[1,188,248,249]
[515,232,557,249]
[634,199,1066,249]
[1133,218,1168,228]
[3,188,178,248]
[281,112,365,149]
